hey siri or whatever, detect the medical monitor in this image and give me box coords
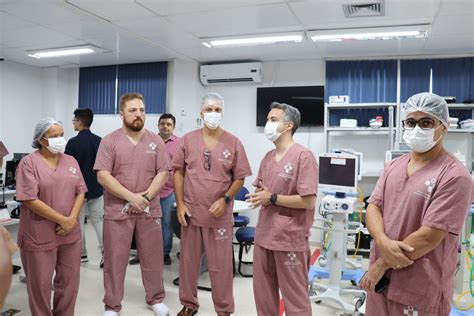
[13,153,28,161]
[318,153,358,194]
[385,150,410,163]
[4,160,16,187]
[330,149,363,181]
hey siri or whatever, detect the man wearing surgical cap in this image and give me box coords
[361,93,472,315]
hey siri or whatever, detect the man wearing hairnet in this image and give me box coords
[172,92,252,316]
[361,93,472,315]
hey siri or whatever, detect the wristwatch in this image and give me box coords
[270,193,278,205]
[223,195,231,204]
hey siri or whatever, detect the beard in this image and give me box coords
[124,118,144,132]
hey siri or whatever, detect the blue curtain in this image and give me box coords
[400,59,432,102]
[325,60,397,103]
[117,62,168,114]
[432,57,473,103]
[78,66,116,114]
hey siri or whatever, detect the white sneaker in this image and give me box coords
[103,311,119,316]
[150,303,170,316]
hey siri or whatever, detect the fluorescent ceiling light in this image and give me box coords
[202,33,303,47]
[27,45,103,59]
[308,25,430,42]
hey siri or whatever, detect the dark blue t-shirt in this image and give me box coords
[65,129,103,199]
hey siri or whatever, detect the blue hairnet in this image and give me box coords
[402,92,449,128]
[201,92,224,110]
[32,118,62,148]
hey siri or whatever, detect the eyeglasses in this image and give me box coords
[203,149,211,171]
[402,117,438,130]
[72,119,78,123]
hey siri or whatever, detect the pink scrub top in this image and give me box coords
[253,144,318,252]
[15,151,87,251]
[94,128,169,220]
[368,151,472,313]
[172,129,252,228]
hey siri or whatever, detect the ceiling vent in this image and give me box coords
[343,1,385,18]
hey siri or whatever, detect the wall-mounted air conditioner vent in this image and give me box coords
[200,62,263,85]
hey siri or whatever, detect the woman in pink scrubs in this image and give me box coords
[15,118,86,316]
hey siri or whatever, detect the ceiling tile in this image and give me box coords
[68,0,156,22]
[2,25,77,48]
[0,11,36,31]
[137,0,284,16]
[437,0,474,15]
[148,34,201,50]
[46,20,120,39]
[431,13,474,36]
[1,0,87,25]
[167,3,300,37]
[114,16,188,37]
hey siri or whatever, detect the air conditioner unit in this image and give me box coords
[200,62,263,85]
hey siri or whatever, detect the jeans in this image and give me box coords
[160,193,176,256]
[79,196,104,257]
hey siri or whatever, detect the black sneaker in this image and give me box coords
[99,257,104,269]
[164,254,172,265]
[129,255,140,265]
[81,255,88,263]
[12,265,21,274]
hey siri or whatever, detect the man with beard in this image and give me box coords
[94,93,170,316]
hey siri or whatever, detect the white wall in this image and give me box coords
[0,61,44,161]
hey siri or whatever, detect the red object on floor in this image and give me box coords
[279,248,321,316]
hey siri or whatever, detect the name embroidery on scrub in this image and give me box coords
[278,163,295,181]
[219,149,232,164]
[215,228,229,241]
[403,306,418,316]
[284,251,301,267]
[414,178,437,202]
[146,142,157,154]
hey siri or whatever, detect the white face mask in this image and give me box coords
[203,112,222,130]
[45,136,66,154]
[264,121,283,142]
[403,125,442,153]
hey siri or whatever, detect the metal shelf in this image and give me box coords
[327,103,398,109]
[447,103,474,109]
[327,127,389,132]
[448,129,474,133]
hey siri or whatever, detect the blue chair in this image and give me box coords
[235,226,255,277]
[234,186,250,227]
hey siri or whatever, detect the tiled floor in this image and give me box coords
[3,222,474,315]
